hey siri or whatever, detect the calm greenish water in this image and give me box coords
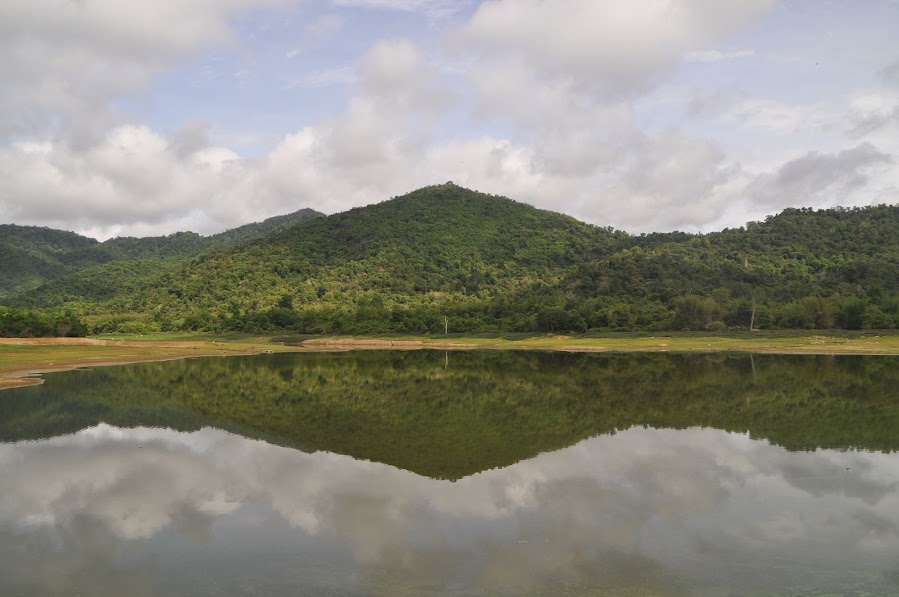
[1,351,898,596]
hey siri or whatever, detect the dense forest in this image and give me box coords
[2,351,897,479]
[2,183,899,336]
[0,208,322,301]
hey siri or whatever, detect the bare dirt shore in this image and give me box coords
[0,338,278,390]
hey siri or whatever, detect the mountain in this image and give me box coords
[0,208,323,302]
[4,184,899,335]
[82,183,623,333]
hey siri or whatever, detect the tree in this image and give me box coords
[672,295,719,331]
[836,296,866,330]
[277,293,294,309]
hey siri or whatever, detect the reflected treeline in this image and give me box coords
[1,351,897,479]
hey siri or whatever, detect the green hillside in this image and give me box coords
[0,225,100,300]
[570,205,899,330]
[4,183,899,335]
[129,183,620,332]
[1,208,323,305]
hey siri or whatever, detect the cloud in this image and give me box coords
[285,66,357,89]
[304,13,343,39]
[467,59,640,147]
[331,0,470,18]
[880,59,899,83]
[0,0,289,142]
[0,124,248,237]
[603,131,746,231]
[691,87,898,146]
[0,37,454,238]
[686,49,756,63]
[2,425,898,593]
[0,67,745,237]
[440,0,781,232]
[457,0,776,97]
[847,91,899,136]
[422,130,747,234]
[3,0,896,238]
[167,119,212,159]
[724,98,836,134]
[746,142,893,209]
[358,38,443,106]
[200,38,453,222]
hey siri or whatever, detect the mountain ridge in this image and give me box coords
[4,184,899,335]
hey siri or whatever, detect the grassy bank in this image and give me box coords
[2,331,899,390]
[289,330,899,353]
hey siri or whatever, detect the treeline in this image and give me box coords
[121,290,897,335]
[0,307,87,337]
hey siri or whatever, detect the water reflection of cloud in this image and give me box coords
[2,424,898,593]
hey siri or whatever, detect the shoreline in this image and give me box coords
[2,334,898,391]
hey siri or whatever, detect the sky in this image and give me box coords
[1,0,898,240]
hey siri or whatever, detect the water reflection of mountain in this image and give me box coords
[1,351,897,479]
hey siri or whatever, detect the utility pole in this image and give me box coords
[444,316,448,335]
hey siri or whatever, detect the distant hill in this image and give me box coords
[0,208,323,302]
[0,225,100,300]
[4,184,899,334]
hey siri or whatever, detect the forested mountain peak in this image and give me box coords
[330,182,579,225]
[268,183,613,261]
[386,182,578,222]
[301,182,585,229]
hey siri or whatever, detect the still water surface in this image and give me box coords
[1,351,898,595]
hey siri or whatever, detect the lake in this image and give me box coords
[1,351,898,596]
